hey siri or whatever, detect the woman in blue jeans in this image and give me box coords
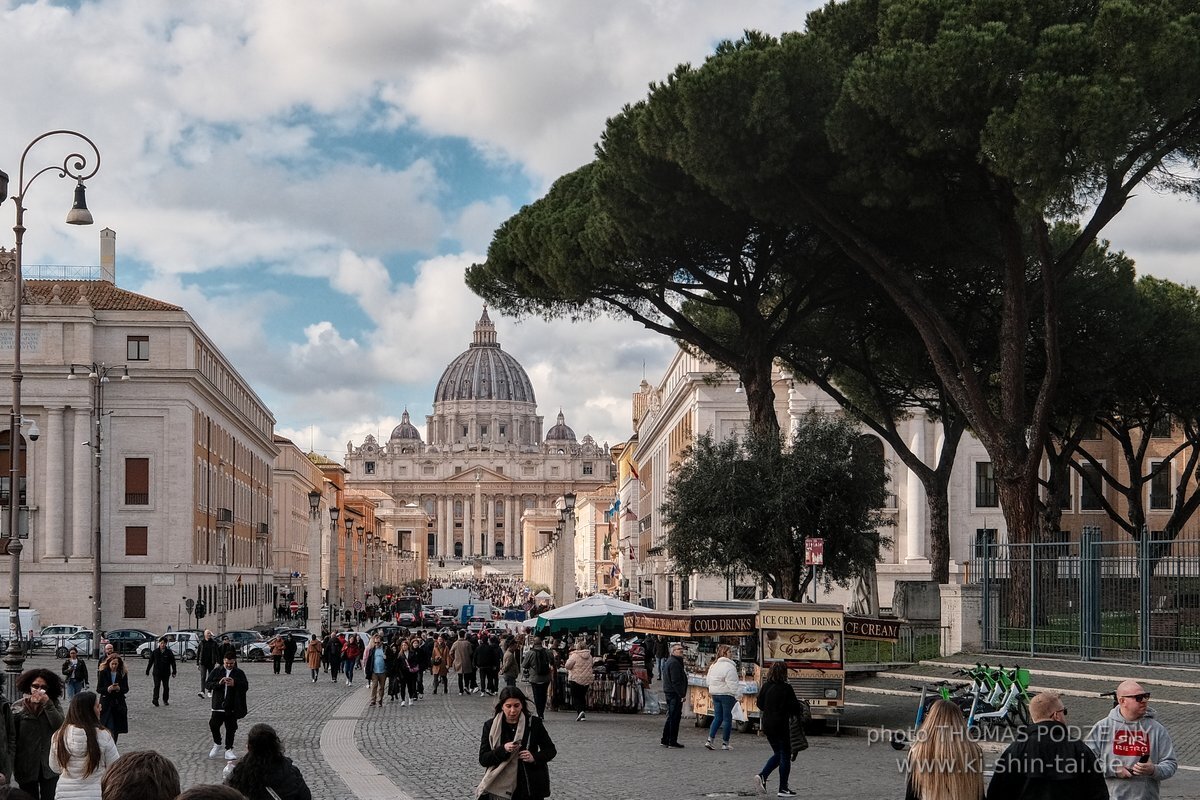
[753,661,800,796]
[704,644,741,750]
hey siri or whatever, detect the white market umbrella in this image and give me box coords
[534,590,553,600]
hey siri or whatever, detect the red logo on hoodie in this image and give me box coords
[1112,729,1150,758]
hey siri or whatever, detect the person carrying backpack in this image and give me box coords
[521,637,552,718]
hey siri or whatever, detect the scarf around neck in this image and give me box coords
[476,712,527,799]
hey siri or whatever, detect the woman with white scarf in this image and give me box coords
[477,686,557,800]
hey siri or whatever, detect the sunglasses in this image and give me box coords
[1121,693,1151,702]
[1055,707,1068,716]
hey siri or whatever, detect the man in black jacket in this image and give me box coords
[146,638,177,706]
[986,691,1107,800]
[197,629,219,698]
[206,652,250,760]
[660,642,687,749]
[283,633,298,675]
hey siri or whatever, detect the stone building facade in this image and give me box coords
[0,231,276,634]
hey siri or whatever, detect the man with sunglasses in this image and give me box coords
[1086,680,1177,799]
[987,691,1106,800]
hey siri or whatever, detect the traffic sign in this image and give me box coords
[290,601,299,613]
[805,537,825,566]
[353,601,363,611]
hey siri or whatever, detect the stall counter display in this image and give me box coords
[685,643,761,729]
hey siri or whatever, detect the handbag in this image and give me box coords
[731,701,748,723]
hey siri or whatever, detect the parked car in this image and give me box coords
[219,630,266,651]
[104,628,157,655]
[241,630,309,662]
[467,616,489,634]
[137,631,200,661]
[55,629,98,659]
[364,623,408,643]
[39,624,86,652]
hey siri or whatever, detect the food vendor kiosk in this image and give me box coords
[624,603,761,729]
[624,599,845,731]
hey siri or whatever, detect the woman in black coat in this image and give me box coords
[96,655,130,743]
[477,686,556,800]
[754,661,799,797]
[225,723,311,800]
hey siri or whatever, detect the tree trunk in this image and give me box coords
[926,486,951,584]
[996,472,1039,628]
[739,362,781,439]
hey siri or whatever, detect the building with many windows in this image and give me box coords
[343,309,609,574]
[0,231,277,633]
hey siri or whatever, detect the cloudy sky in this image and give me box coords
[3,0,1197,459]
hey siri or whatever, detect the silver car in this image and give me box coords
[137,631,200,661]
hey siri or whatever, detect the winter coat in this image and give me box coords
[1086,705,1178,800]
[521,645,552,685]
[62,659,90,689]
[48,724,120,800]
[305,640,322,669]
[705,657,741,698]
[283,635,298,661]
[500,648,521,680]
[12,695,65,785]
[756,679,799,736]
[146,646,177,678]
[431,641,451,676]
[478,713,557,800]
[0,698,14,782]
[198,637,220,669]
[474,640,501,670]
[450,638,474,675]
[96,669,129,735]
[269,637,285,657]
[662,654,687,697]
[206,666,250,720]
[226,756,312,800]
[987,720,1107,800]
[564,648,595,686]
[362,646,385,679]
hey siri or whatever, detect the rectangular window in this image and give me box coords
[125,526,148,556]
[125,458,150,505]
[975,462,998,508]
[499,424,507,438]
[1150,461,1172,510]
[127,335,150,361]
[462,425,469,437]
[974,528,997,560]
[583,462,594,475]
[480,425,488,439]
[124,586,147,618]
[1150,415,1173,438]
[364,461,376,475]
[1079,463,1103,510]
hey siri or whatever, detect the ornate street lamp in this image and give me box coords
[2,131,99,690]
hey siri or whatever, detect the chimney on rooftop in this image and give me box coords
[100,228,116,284]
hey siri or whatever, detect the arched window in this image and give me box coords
[454,541,463,558]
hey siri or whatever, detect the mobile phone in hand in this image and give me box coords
[1138,754,1150,763]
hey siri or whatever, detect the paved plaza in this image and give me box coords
[12,653,1200,799]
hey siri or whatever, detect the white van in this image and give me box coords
[0,608,42,641]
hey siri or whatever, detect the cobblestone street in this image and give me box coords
[19,654,1199,799]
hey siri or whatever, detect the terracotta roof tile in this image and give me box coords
[25,280,183,312]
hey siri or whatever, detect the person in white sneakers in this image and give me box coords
[704,644,742,751]
[205,653,249,761]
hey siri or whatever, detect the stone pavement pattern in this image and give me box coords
[18,653,1200,799]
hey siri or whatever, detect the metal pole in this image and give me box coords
[307,495,322,636]
[91,373,103,658]
[216,509,231,633]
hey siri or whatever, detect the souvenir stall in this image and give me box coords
[534,594,647,713]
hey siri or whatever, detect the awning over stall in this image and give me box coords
[623,610,757,637]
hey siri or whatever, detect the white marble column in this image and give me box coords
[504,497,513,559]
[43,407,65,559]
[71,408,91,558]
[463,498,472,558]
[484,496,494,558]
[905,424,928,562]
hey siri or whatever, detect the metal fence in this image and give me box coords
[845,624,949,664]
[974,530,1200,665]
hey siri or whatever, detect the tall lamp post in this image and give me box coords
[2,130,99,687]
[327,506,339,618]
[68,362,128,658]
[344,517,354,611]
[306,490,322,636]
[255,522,268,625]
[215,507,232,633]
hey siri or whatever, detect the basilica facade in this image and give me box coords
[343,309,610,563]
